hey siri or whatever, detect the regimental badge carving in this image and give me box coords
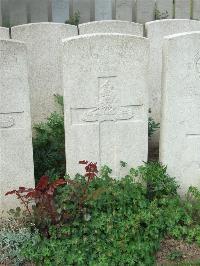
[0,114,15,128]
[82,78,134,122]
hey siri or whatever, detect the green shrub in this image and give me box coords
[33,95,65,182]
[65,11,80,26]
[19,162,188,265]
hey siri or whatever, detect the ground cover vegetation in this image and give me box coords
[2,96,200,265]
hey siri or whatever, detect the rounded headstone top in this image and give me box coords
[79,20,143,36]
[63,32,148,44]
[146,19,200,28]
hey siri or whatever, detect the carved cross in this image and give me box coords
[72,76,143,166]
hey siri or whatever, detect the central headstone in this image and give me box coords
[0,40,34,212]
[63,34,149,177]
[11,23,78,125]
[95,0,112,21]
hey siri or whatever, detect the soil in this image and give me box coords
[156,238,200,265]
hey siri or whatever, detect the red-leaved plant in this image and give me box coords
[5,161,98,235]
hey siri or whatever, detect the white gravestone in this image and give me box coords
[8,0,27,26]
[11,23,78,126]
[116,0,134,22]
[0,26,9,39]
[156,0,173,19]
[52,0,69,23]
[145,19,200,147]
[175,0,190,19]
[63,33,149,177]
[160,32,200,194]
[136,0,155,24]
[29,0,49,23]
[193,0,200,20]
[73,0,91,23]
[95,0,112,21]
[0,40,34,212]
[79,20,143,36]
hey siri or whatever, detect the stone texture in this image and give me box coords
[79,20,143,36]
[0,0,2,26]
[160,32,200,194]
[29,0,49,23]
[0,26,9,39]
[175,0,190,19]
[156,0,173,19]
[95,0,112,21]
[73,0,91,23]
[136,0,155,24]
[115,0,134,22]
[11,23,78,126]
[0,40,34,212]
[193,0,200,20]
[8,0,27,26]
[63,33,149,177]
[145,19,200,147]
[52,0,69,23]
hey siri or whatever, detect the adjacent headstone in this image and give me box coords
[0,26,9,39]
[8,0,28,26]
[95,0,112,21]
[155,0,173,19]
[116,0,134,22]
[175,0,190,19]
[136,0,155,24]
[0,40,34,212]
[145,19,200,147]
[63,34,149,176]
[11,23,78,126]
[193,0,200,20]
[29,0,49,23]
[160,32,200,194]
[52,0,69,23]
[79,20,143,36]
[73,0,91,23]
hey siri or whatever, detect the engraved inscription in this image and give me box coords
[0,112,24,129]
[82,77,134,122]
[0,114,15,128]
[194,52,200,76]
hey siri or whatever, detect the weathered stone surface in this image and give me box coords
[175,0,190,19]
[8,0,27,26]
[0,26,9,39]
[79,20,143,36]
[0,0,2,26]
[0,40,34,212]
[115,0,134,22]
[63,33,149,177]
[160,32,200,194]
[11,23,77,126]
[136,0,155,24]
[95,0,112,21]
[73,0,91,23]
[52,0,69,23]
[29,0,49,23]
[193,0,200,20]
[156,0,173,19]
[145,19,200,146]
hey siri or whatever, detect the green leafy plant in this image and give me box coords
[148,117,160,138]
[65,11,80,26]
[8,162,191,265]
[155,5,169,20]
[167,250,183,261]
[33,94,65,182]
